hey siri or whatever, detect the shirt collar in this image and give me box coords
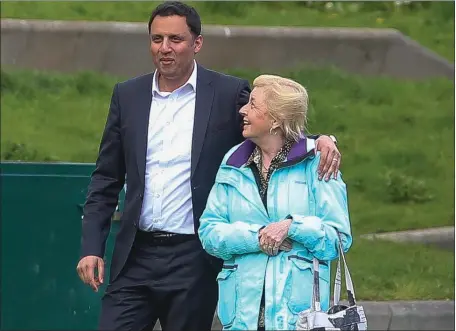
[152,60,197,96]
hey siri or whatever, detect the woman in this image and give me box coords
[198,75,353,330]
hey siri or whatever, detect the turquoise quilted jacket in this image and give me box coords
[198,138,353,330]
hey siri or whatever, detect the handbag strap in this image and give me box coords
[312,258,321,311]
[304,150,356,310]
[311,231,356,311]
[333,231,357,306]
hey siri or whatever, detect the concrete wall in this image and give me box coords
[1,19,454,80]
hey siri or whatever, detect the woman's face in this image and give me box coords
[239,87,273,140]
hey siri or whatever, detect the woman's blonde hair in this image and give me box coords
[253,74,308,142]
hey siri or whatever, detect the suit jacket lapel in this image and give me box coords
[191,66,214,178]
[135,74,153,186]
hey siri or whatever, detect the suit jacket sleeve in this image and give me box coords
[234,79,251,144]
[80,83,126,258]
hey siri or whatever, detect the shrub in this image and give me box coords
[384,170,434,204]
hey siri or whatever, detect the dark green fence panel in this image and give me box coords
[0,162,124,330]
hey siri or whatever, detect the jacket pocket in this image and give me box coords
[286,256,329,315]
[216,265,238,328]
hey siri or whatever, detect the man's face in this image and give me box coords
[149,15,203,80]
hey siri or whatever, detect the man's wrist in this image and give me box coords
[307,134,337,145]
[307,134,321,140]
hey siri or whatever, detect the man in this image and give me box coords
[76,2,342,331]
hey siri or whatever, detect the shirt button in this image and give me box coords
[156,194,161,198]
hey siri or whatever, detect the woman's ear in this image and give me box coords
[271,121,281,130]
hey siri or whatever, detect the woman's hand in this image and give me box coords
[259,219,293,256]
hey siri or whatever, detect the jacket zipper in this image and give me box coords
[266,153,314,328]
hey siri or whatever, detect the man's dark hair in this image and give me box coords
[148,1,202,36]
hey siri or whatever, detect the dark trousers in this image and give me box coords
[98,231,219,331]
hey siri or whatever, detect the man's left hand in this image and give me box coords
[315,135,341,181]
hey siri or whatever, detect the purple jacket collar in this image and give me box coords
[226,138,311,168]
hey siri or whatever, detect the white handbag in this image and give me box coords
[296,232,368,330]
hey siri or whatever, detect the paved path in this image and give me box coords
[361,226,455,250]
[152,300,455,330]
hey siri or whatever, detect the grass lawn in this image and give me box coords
[1,66,454,300]
[334,238,454,301]
[1,66,454,237]
[1,1,454,62]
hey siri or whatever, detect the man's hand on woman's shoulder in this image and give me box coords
[315,135,341,181]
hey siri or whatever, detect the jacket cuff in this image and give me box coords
[245,223,264,251]
[287,215,323,249]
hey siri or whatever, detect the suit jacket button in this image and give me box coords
[138,194,143,199]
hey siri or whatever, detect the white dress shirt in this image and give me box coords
[138,63,197,234]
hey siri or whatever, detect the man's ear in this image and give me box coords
[194,35,203,54]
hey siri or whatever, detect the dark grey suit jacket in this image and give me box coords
[81,64,250,282]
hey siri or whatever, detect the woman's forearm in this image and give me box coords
[199,220,264,260]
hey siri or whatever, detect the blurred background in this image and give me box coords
[0,1,454,330]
